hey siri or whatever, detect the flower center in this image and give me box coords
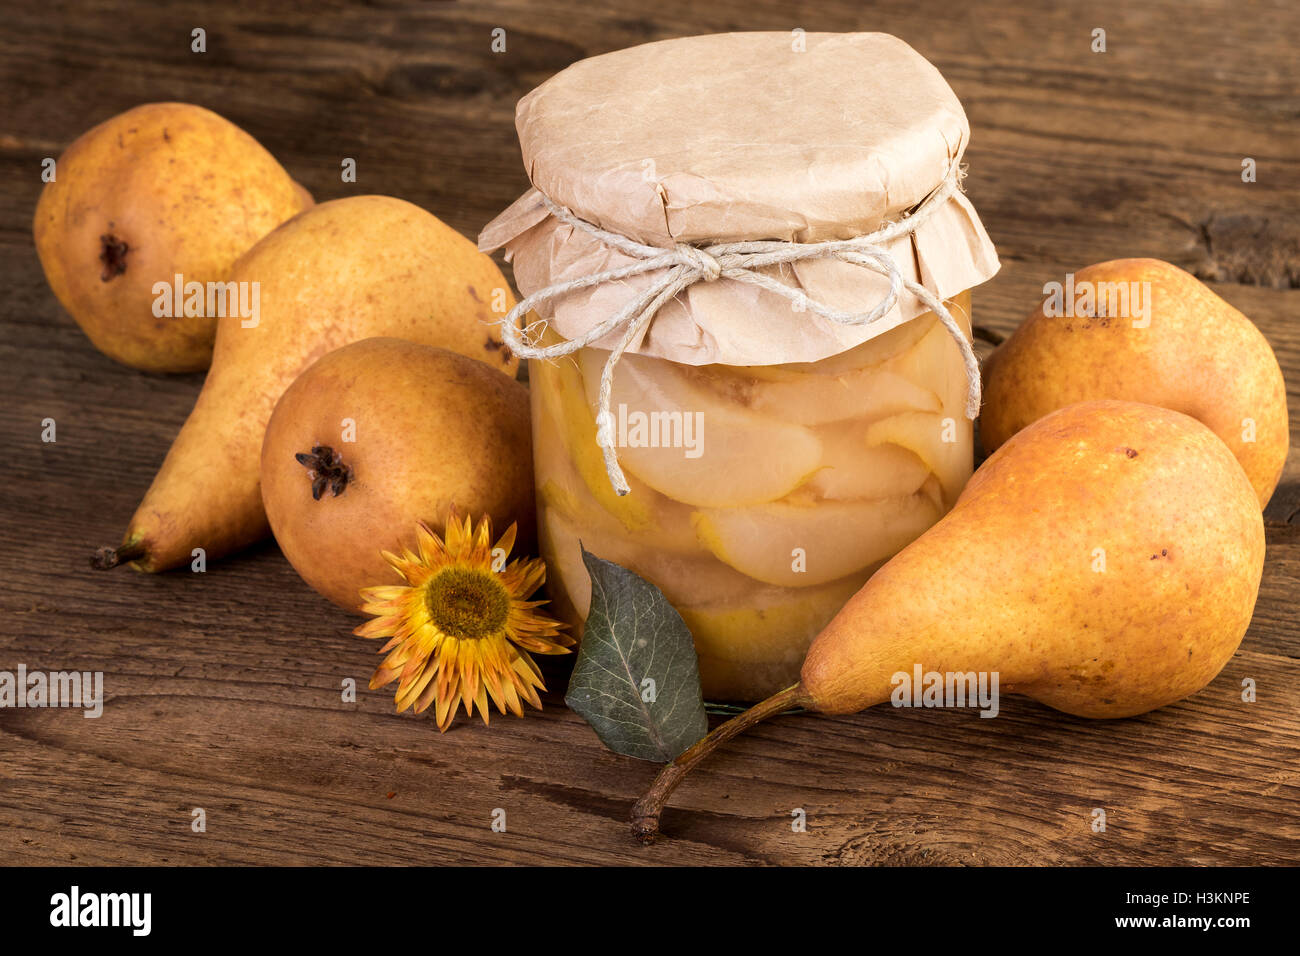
[424,567,510,639]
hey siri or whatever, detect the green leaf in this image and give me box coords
[564,547,708,762]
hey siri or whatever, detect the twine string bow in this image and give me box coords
[499,165,981,496]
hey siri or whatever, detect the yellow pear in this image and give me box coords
[981,258,1288,507]
[92,196,520,573]
[291,180,315,210]
[634,401,1265,841]
[260,339,533,611]
[800,400,1263,717]
[34,103,308,372]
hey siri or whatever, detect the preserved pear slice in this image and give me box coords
[541,508,764,614]
[864,411,974,508]
[578,347,824,507]
[730,310,940,382]
[691,490,942,588]
[885,305,972,409]
[533,349,661,533]
[537,468,699,555]
[806,425,932,500]
[688,307,969,426]
[734,367,942,426]
[533,369,699,550]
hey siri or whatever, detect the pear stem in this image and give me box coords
[90,539,146,571]
[631,682,809,844]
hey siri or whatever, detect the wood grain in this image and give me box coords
[2,0,1298,865]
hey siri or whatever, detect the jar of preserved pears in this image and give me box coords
[481,32,999,701]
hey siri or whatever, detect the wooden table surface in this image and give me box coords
[2,0,1298,866]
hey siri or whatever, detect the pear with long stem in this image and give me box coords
[633,401,1264,842]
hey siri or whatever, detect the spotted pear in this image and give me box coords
[981,258,1288,507]
[92,196,521,573]
[634,401,1265,841]
[260,338,534,611]
[34,103,308,372]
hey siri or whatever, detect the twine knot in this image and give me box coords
[676,242,723,281]
[499,162,980,496]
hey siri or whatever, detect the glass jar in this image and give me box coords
[479,31,1000,702]
[532,290,973,701]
